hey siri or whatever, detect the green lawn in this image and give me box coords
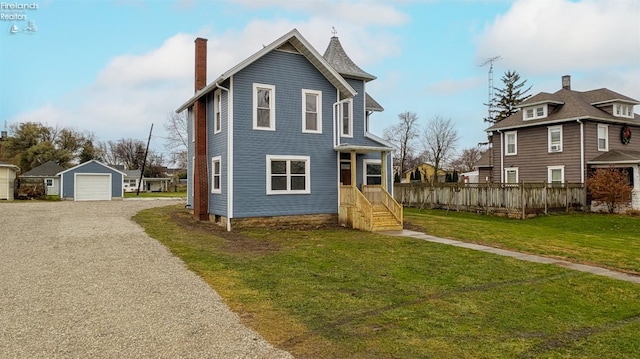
[124,191,186,198]
[404,208,640,274]
[134,205,640,359]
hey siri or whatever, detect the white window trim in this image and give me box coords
[362,159,382,185]
[505,131,517,156]
[253,83,276,131]
[302,89,322,134]
[547,165,565,184]
[214,90,222,134]
[211,156,221,194]
[548,125,563,153]
[340,98,353,138]
[504,167,519,184]
[45,178,54,187]
[614,103,634,119]
[266,155,310,195]
[523,104,548,121]
[597,124,609,151]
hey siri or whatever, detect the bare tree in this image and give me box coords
[383,111,420,177]
[450,146,485,172]
[420,116,459,183]
[164,111,188,169]
[95,138,145,170]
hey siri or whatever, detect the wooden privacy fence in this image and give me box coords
[394,182,586,218]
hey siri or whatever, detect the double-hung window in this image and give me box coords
[253,83,275,130]
[505,131,517,156]
[547,165,564,186]
[334,99,353,137]
[302,89,322,133]
[266,155,310,194]
[505,167,518,183]
[597,124,608,151]
[363,160,382,185]
[548,125,562,152]
[214,90,222,134]
[211,156,221,194]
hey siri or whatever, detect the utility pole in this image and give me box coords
[480,56,501,123]
[136,123,153,196]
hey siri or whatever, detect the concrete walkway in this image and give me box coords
[382,230,640,284]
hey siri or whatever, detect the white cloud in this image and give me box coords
[476,0,640,73]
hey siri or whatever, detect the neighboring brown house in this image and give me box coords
[481,75,640,209]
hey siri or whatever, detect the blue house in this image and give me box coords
[177,29,402,231]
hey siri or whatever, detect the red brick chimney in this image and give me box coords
[193,38,209,221]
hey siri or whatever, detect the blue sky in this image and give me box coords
[1,0,638,160]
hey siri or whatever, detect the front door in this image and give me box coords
[340,162,351,186]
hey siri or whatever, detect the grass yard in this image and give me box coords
[134,205,640,359]
[404,208,640,274]
[124,191,186,198]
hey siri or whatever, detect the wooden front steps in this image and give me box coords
[372,205,403,231]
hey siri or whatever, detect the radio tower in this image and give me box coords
[480,56,501,123]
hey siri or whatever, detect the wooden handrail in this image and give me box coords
[379,186,403,224]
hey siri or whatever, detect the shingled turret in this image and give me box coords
[323,35,376,82]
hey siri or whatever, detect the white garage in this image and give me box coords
[75,174,112,201]
[58,160,124,201]
[0,162,20,201]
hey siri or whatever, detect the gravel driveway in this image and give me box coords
[0,200,293,358]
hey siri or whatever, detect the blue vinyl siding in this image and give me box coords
[60,161,123,199]
[207,83,229,216]
[231,50,338,218]
[186,108,194,207]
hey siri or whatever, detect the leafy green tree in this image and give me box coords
[486,70,532,123]
[5,122,94,172]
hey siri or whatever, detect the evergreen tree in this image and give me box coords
[486,70,532,123]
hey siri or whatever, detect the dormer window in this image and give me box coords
[523,105,547,120]
[614,103,634,119]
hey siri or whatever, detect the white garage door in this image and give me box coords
[75,174,111,201]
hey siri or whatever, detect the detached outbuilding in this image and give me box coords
[58,160,125,201]
[0,161,20,200]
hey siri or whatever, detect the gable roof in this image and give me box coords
[57,160,127,176]
[323,36,375,81]
[21,161,65,177]
[487,87,640,132]
[474,150,492,168]
[177,28,358,113]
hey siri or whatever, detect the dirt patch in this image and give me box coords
[169,210,281,256]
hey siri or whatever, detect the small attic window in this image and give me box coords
[523,105,547,120]
[614,103,634,119]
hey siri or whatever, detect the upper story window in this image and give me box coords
[266,155,310,195]
[597,124,608,151]
[614,103,634,119]
[302,89,322,133]
[211,156,221,194]
[214,91,222,134]
[523,105,547,120]
[336,99,353,137]
[253,83,275,131]
[548,125,563,152]
[505,131,517,156]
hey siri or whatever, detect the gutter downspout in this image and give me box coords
[498,130,504,183]
[215,82,233,232]
[577,119,584,184]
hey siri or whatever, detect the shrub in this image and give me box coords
[587,167,633,213]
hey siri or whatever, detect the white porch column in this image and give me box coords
[381,151,387,191]
[633,164,640,210]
